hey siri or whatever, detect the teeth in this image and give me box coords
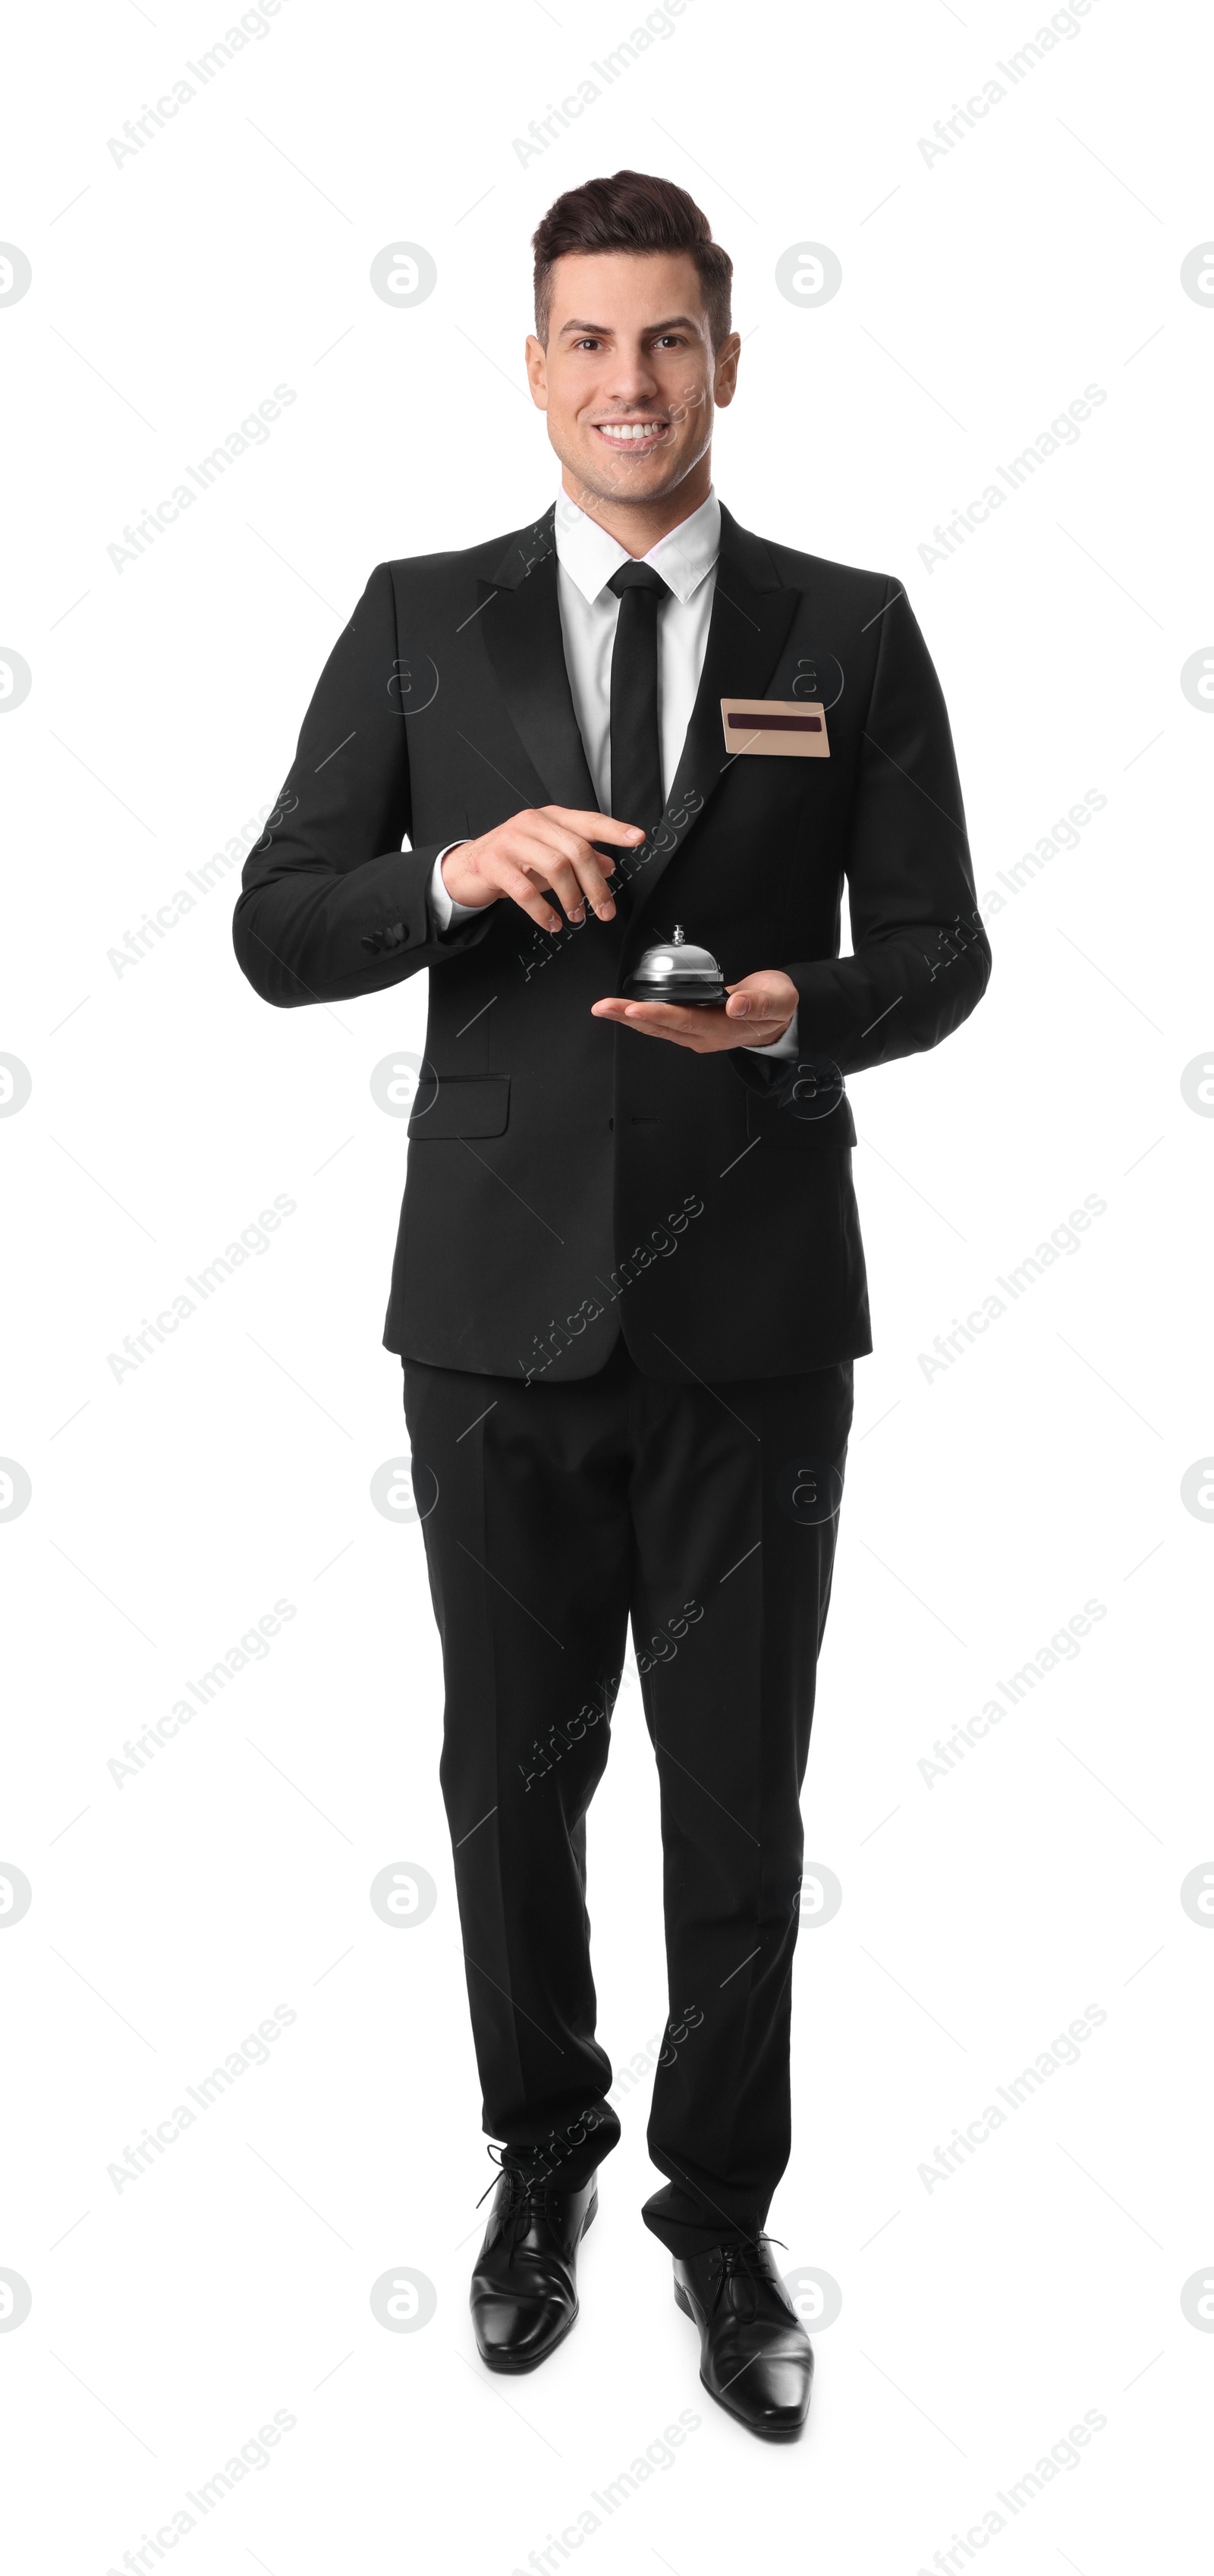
[598,421,664,440]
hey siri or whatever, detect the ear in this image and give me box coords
[525,333,549,410]
[712,331,741,410]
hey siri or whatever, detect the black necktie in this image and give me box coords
[607,561,671,829]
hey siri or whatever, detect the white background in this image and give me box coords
[2,1,1212,2568]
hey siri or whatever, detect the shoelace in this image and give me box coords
[475,2147,564,2262]
[712,2232,788,2315]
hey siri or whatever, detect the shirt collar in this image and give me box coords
[553,483,721,607]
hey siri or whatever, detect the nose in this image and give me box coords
[600,344,662,407]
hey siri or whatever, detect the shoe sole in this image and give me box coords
[673,2275,810,2439]
[476,2188,598,2375]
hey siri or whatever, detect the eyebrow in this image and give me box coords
[557,314,700,338]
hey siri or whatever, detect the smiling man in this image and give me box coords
[234,170,990,2438]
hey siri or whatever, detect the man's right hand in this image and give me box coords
[440,808,646,934]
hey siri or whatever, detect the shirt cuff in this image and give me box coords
[742,1007,800,1059]
[428,845,482,933]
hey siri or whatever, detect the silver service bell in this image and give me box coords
[622,923,726,1008]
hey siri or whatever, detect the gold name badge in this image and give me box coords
[720,698,830,757]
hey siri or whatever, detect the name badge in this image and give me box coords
[720,697,829,758]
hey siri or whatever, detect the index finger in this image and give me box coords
[545,808,648,844]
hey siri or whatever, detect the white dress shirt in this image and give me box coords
[428,485,798,1058]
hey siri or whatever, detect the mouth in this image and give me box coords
[590,419,671,457]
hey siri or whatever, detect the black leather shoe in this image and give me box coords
[673,2238,813,2438]
[470,2168,598,2372]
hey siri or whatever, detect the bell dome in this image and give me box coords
[623,925,725,1007]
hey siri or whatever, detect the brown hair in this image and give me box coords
[532,169,733,348]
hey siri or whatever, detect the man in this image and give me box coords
[234,169,990,2438]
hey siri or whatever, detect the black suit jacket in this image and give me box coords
[232,501,990,1383]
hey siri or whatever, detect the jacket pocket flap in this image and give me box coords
[408,1073,511,1139]
[745,1086,857,1148]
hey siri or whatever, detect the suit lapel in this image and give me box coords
[472,501,801,926]
[618,505,800,933]
[475,506,599,815]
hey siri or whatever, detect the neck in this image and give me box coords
[560,454,713,556]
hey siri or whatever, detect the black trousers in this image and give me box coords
[402,1331,853,2258]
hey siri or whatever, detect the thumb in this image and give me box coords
[725,977,770,1014]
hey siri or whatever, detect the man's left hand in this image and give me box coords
[590,969,798,1054]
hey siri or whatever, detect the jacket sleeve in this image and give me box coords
[232,561,495,1007]
[778,583,991,1082]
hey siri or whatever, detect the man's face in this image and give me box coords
[526,249,739,508]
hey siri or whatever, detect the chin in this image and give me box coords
[575,450,687,504]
